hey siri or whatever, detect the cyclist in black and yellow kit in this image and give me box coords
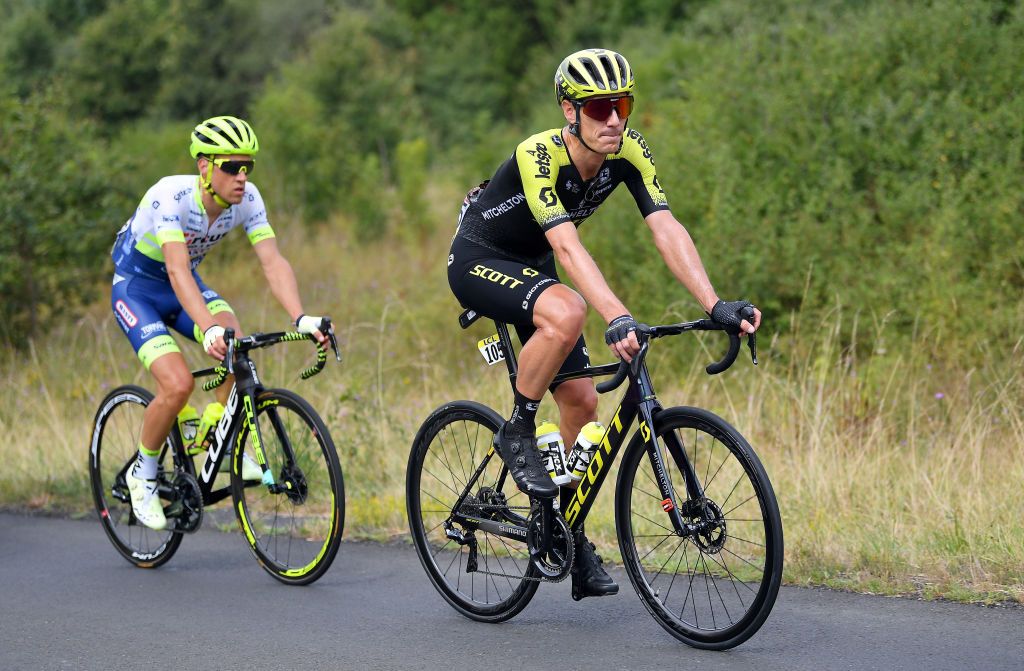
[448,48,761,598]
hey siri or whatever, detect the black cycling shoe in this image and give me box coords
[571,533,619,600]
[492,423,557,499]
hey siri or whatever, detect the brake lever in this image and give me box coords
[319,317,342,362]
[748,331,758,366]
[223,328,235,375]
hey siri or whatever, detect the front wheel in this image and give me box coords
[231,388,344,585]
[89,385,183,568]
[616,406,783,649]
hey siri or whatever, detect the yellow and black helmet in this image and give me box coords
[555,48,634,103]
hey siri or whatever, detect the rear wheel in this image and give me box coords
[616,406,783,649]
[406,401,539,622]
[89,385,183,568]
[231,388,344,585]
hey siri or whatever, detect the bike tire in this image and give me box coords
[89,385,183,568]
[406,400,539,622]
[231,388,344,585]
[615,406,783,649]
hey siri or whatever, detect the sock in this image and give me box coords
[134,442,160,480]
[508,388,541,436]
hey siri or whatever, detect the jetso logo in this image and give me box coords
[201,386,239,482]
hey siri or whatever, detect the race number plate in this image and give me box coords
[477,334,505,366]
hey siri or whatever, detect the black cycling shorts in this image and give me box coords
[448,235,591,386]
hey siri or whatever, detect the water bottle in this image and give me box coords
[177,404,200,454]
[567,421,605,482]
[194,402,225,458]
[535,421,572,486]
[194,401,227,475]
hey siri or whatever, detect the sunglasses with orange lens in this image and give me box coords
[580,96,634,122]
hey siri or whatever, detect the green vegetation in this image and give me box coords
[0,0,1021,602]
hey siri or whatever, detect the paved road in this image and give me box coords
[1,512,1021,671]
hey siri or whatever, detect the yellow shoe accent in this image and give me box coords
[126,468,167,531]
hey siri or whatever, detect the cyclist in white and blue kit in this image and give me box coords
[111,116,328,530]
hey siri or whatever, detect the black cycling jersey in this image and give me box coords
[454,126,670,265]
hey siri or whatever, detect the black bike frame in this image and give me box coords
[450,317,706,542]
[180,351,270,505]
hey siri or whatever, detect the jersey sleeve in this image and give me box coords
[239,182,276,245]
[133,183,187,262]
[515,136,572,232]
[617,128,670,218]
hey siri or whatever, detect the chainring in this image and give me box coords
[525,506,574,582]
[170,471,204,533]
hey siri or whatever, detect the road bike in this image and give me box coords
[90,320,344,585]
[406,309,782,649]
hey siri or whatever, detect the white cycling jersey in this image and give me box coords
[112,175,275,280]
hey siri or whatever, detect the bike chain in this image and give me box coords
[454,503,573,584]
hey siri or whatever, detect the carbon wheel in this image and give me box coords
[231,388,344,585]
[406,401,539,622]
[89,385,183,568]
[616,406,783,649]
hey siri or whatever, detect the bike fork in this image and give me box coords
[639,403,690,535]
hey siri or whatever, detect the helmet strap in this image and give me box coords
[201,160,231,209]
[569,101,599,154]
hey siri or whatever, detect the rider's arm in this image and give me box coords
[645,210,759,332]
[164,241,218,333]
[545,224,628,324]
[252,238,304,322]
[251,239,326,342]
[645,210,718,313]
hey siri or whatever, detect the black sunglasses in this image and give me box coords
[211,157,255,175]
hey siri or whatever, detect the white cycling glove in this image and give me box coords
[203,325,226,355]
[295,314,324,335]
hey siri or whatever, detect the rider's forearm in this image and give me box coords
[261,254,305,323]
[650,217,718,313]
[167,266,217,333]
[551,240,629,323]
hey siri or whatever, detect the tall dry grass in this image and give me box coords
[2,218,1021,603]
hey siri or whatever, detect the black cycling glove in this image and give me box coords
[708,300,755,333]
[605,314,639,346]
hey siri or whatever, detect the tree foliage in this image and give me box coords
[0,90,130,342]
[0,0,1020,349]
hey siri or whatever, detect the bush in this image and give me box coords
[0,89,130,342]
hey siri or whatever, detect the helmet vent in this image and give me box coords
[567,64,586,85]
[582,58,605,90]
[613,53,628,88]
[598,54,618,88]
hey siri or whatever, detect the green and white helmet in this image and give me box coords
[189,116,259,158]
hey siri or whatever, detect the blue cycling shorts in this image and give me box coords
[111,271,233,369]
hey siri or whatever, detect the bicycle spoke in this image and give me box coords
[622,409,782,646]
[723,491,758,518]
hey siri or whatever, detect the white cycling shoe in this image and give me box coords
[126,467,167,531]
[240,453,263,482]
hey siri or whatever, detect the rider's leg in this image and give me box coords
[128,350,193,531]
[139,352,195,457]
[491,286,586,498]
[514,285,587,399]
